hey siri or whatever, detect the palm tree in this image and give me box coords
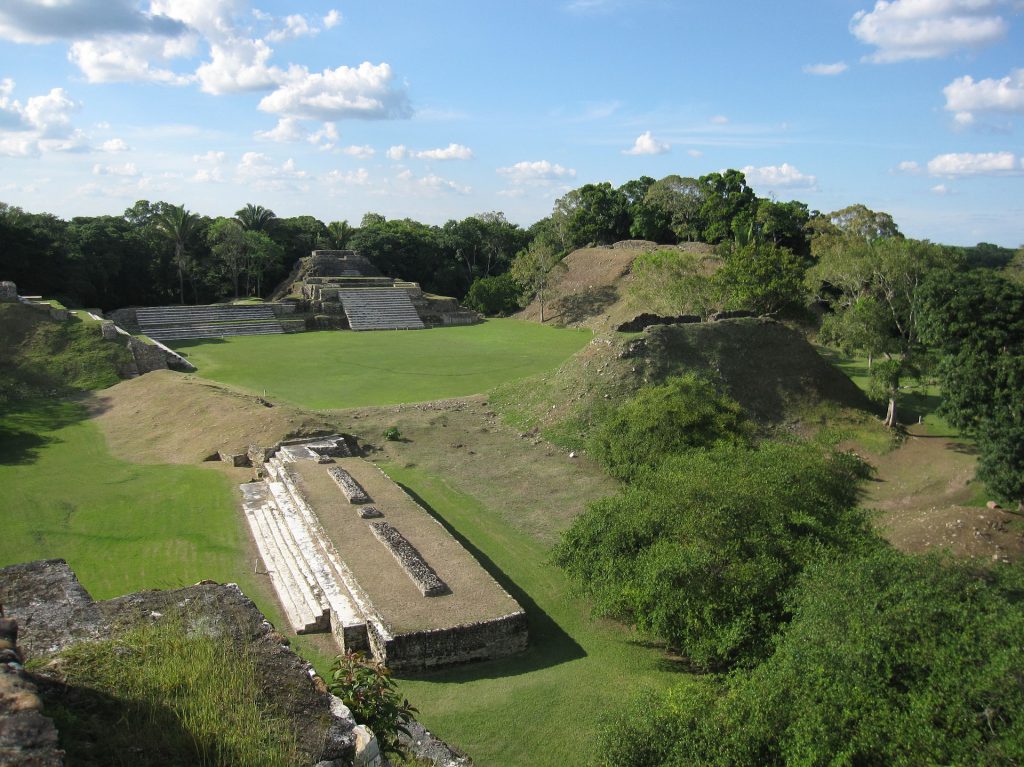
[235,203,277,233]
[326,219,354,249]
[154,203,199,304]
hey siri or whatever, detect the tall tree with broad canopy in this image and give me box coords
[919,268,1024,507]
[510,238,563,323]
[808,231,946,427]
[234,203,277,233]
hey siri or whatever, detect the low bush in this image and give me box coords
[587,373,752,482]
[599,549,1024,766]
[554,440,873,669]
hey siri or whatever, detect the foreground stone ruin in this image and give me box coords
[240,437,528,672]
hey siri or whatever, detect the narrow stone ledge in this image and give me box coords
[357,506,383,519]
[327,466,371,504]
[368,522,449,597]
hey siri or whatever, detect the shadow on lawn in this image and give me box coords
[0,398,98,467]
[396,482,586,681]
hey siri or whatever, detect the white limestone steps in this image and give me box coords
[239,482,329,634]
[337,288,425,331]
[265,456,374,651]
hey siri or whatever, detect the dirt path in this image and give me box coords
[860,425,1022,563]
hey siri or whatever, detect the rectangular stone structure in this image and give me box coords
[368,521,449,597]
[358,506,383,519]
[327,466,370,504]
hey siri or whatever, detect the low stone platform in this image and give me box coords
[239,439,527,671]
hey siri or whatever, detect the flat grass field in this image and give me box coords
[170,319,592,409]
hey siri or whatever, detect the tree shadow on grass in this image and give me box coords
[0,398,96,466]
[395,483,586,682]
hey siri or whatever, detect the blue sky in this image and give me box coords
[0,0,1021,246]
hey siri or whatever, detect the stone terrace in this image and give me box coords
[240,439,526,671]
[337,289,426,331]
[136,304,296,341]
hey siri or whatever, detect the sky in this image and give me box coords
[0,0,1021,247]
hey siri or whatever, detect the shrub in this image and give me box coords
[328,651,417,759]
[587,374,752,482]
[464,273,521,315]
[599,548,1024,766]
[554,440,873,669]
[383,426,401,441]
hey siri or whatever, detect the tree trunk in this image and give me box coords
[867,352,873,371]
[883,397,897,428]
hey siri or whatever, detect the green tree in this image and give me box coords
[697,170,757,244]
[642,175,704,243]
[464,273,521,315]
[715,240,808,316]
[509,239,563,322]
[234,203,277,233]
[154,203,200,304]
[208,218,247,298]
[808,235,946,427]
[919,268,1024,505]
[325,219,355,249]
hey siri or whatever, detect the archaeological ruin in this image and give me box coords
[239,435,528,672]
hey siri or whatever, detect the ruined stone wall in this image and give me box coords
[373,611,529,673]
[0,281,17,302]
[0,618,63,767]
[127,336,169,374]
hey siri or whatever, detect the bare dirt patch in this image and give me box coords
[860,425,1023,562]
[342,396,618,546]
[88,370,339,464]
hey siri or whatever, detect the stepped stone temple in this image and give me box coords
[239,436,527,671]
[106,249,479,342]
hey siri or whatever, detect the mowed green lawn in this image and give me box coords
[0,401,250,599]
[170,319,592,409]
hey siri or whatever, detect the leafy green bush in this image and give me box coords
[328,651,417,759]
[599,548,1024,767]
[383,426,402,441]
[587,374,752,482]
[464,273,521,315]
[554,440,873,669]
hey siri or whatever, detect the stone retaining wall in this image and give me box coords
[374,611,529,673]
[127,336,169,373]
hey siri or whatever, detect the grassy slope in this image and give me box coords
[383,465,677,767]
[170,319,592,409]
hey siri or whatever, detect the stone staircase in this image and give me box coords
[136,304,285,341]
[337,289,425,331]
[240,445,383,652]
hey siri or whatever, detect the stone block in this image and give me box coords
[0,281,17,302]
[327,466,371,504]
[368,521,449,597]
[100,321,120,340]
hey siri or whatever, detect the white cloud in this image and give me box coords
[191,149,226,182]
[944,69,1024,124]
[196,37,281,94]
[93,161,138,176]
[236,151,309,191]
[497,160,577,183]
[323,10,342,29]
[927,151,1021,176]
[342,144,375,159]
[414,143,473,160]
[193,149,226,163]
[309,122,339,149]
[897,159,922,173]
[100,138,129,152]
[326,168,369,185]
[710,115,729,125]
[258,61,411,120]
[0,0,187,44]
[255,116,305,142]
[0,135,38,157]
[386,144,408,160]
[851,0,1010,63]
[623,131,670,156]
[69,36,194,84]
[740,163,817,189]
[687,149,703,158]
[266,14,317,43]
[417,173,471,195]
[803,62,848,76]
[931,183,952,194]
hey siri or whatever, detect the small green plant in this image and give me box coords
[383,426,402,441]
[328,651,417,759]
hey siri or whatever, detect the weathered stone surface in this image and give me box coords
[380,611,528,673]
[0,619,63,767]
[327,466,371,504]
[710,309,756,321]
[100,320,120,340]
[401,718,474,767]
[0,281,18,302]
[368,522,449,597]
[127,336,169,374]
[0,559,106,656]
[616,313,700,333]
[218,450,250,467]
[357,506,384,519]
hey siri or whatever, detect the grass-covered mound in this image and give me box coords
[0,303,131,403]
[491,317,879,452]
[169,319,591,410]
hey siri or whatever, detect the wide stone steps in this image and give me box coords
[337,289,425,331]
[138,304,285,340]
[264,457,374,650]
[240,482,329,634]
